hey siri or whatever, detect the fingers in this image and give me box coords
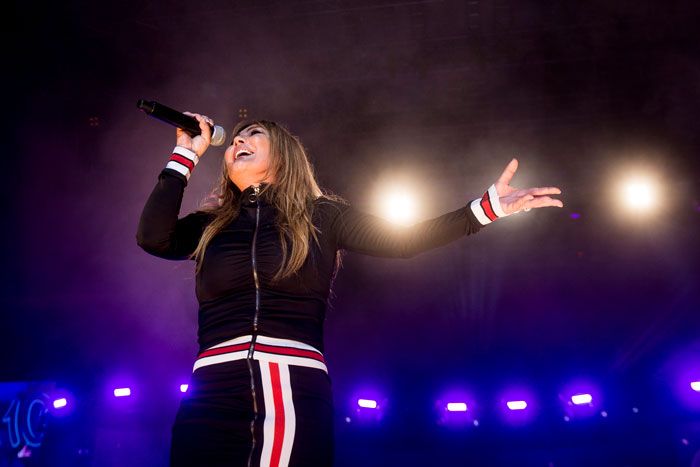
[500,189,564,214]
[178,111,214,157]
[496,158,518,187]
[521,196,564,210]
[522,186,562,196]
[197,116,212,140]
[183,111,214,131]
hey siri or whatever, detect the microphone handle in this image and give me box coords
[137,100,203,137]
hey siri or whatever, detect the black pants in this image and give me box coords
[170,336,334,467]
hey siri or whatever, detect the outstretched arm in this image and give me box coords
[331,201,480,259]
[333,158,563,258]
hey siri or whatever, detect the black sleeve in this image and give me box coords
[327,199,484,258]
[136,170,210,260]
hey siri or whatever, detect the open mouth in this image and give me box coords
[235,149,254,160]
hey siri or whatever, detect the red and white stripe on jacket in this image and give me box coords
[165,146,200,181]
[470,183,509,225]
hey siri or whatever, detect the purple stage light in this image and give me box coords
[570,212,581,219]
[436,388,478,426]
[506,400,527,411]
[48,389,75,416]
[351,389,386,422]
[53,398,67,409]
[113,387,131,398]
[498,387,536,425]
[560,380,601,419]
[180,384,189,393]
[357,398,378,409]
[662,350,700,410]
[446,402,467,412]
[571,393,593,405]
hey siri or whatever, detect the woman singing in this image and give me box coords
[137,112,563,466]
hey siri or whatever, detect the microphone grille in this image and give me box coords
[210,125,227,147]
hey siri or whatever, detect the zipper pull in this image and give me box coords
[248,185,260,203]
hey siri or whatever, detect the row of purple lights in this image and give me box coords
[49,380,700,418]
[347,380,700,426]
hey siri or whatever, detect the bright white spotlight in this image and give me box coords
[53,398,67,409]
[691,381,700,392]
[180,384,189,393]
[619,176,658,212]
[357,399,378,409]
[571,393,592,405]
[379,186,417,225]
[506,400,527,411]
[446,402,468,412]
[114,387,131,398]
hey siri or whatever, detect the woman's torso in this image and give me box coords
[195,186,341,353]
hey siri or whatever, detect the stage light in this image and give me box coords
[113,387,131,398]
[663,351,700,410]
[48,389,75,416]
[379,186,418,225]
[180,384,189,393]
[446,402,467,412]
[437,389,477,426]
[53,398,67,409]
[357,398,378,409]
[571,393,592,405]
[498,388,536,425]
[618,175,659,213]
[351,388,385,422]
[560,381,600,419]
[506,400,527,411]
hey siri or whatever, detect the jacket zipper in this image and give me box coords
[246,185,261,467]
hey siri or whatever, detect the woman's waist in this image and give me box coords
[193,334,327,374]
[197,310,326,353]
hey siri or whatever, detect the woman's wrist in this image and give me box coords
[165,146,200,181]
[469,184,510,225]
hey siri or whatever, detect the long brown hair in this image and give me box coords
[192,119,342,282]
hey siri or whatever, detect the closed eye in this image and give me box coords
[232,127,264,142]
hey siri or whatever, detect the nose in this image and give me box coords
[233,134,246,146]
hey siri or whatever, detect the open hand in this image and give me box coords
[495,159,563,215]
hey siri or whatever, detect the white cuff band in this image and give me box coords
[469,184,510,226]
[165,146,200,180]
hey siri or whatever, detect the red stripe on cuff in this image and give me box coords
[170,154,195,171]
[269,362,285,467]
[480,192,498,221]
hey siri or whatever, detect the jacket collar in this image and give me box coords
[238,182,271,206]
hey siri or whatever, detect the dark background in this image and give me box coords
[5,0,700,465]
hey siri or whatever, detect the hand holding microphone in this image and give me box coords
[177,112,215,157]
[137,100,227,157]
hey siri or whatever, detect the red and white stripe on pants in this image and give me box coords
[193,335,328,467]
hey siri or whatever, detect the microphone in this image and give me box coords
[137,99,227,146]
